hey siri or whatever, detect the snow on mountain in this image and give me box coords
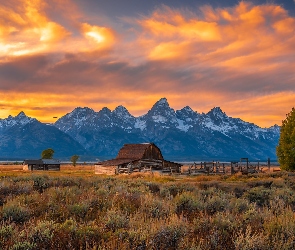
[140,97,179,128]
[198,107,271,140]
[176,106,200,132]
[53,97,280,160]
[0,111,36,130]
[55,98,280,138]
[134,119,146,131]
[113,105,133,120]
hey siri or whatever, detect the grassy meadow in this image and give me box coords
[0,166,295,249]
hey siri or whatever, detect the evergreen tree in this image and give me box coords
[277,107,295,170]
[41,148,55,159]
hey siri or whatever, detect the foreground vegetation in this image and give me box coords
[1,170,295,249]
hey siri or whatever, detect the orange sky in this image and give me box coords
[0,0,294,127]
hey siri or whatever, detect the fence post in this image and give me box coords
[246,159,249,173]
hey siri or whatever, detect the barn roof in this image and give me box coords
[98,143,162,166]
[23,159,43,165]
[23,159,60,165]
[116,143,154,159]
[98,158,137,166]
[42,159,60,165]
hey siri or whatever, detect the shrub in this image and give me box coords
[11,241,36,250]
[71,203,90,221]
[175,192,202,218]
[244,187,271,207]
[113,191,141,214]
[32,175,50,193]
[0,224,14,248]
[151,224,186,249]
[204,196,227,215]
[146,182,160,193]
[29,220,56,248]
[233,225,268,250]
[229,198,251,214]
[105,211,129,232]
[142,196,170,219]
[2,203,30,223]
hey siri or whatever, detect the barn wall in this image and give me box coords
[23,165,29,171]
[95,165,116,175]
[143,145,163,160]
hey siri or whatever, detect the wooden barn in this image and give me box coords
[23,159,60,171]
[95,143,182,175]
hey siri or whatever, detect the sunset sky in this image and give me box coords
[0,0,294,127]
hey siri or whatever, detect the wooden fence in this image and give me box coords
[183,158,277,175]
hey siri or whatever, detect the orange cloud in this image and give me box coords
[0,0,117,59]
[0,1,294,128]
[136,2,295,67]
[81,23,116,50]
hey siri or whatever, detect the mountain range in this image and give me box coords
[0,98,280,161]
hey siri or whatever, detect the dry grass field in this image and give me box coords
[1,163,294,250]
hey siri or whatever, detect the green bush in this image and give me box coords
[2,203,30,223]
[151,224,186,249]
[68,203,90,221]
[29,221,56,248]
[105,211,129,232]
[11,241,36,250]
[244,187,271,207]
[175,192,202,218]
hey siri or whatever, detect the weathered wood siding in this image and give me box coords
[95,165,116,175]
[142,144,163,160]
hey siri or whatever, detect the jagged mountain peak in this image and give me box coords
[207,107,228,119]
[16,111,27,117]
[158,97,168,104]
[268,124,280,132]
[100,107,112,114]
[12,111,34,121]
[178,106,198,115]
[145,97,178,125]
[66,107,95,117]
[113,105,128,113]
[113,105,133,119]
[0,111,36,129]
[74,106,93,111]
[152,97,170,108]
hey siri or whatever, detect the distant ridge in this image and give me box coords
[0,112,87,159]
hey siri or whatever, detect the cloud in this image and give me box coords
[0,0,117,59]
[0,1,294,127]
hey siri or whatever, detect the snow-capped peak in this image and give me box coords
[16,111,26,118]
[0,111,35,129]
[68,107,95,117]
[113,105,133,119]
[152,98,170,110]
[157,97,168,105]
[207,107,228,119]
[268,124,280,133]
[146,97,178,125]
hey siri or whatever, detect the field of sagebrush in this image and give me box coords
[0,171,295,249]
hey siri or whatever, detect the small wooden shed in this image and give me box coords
[23,159,60,171]
[95,143,182,175]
